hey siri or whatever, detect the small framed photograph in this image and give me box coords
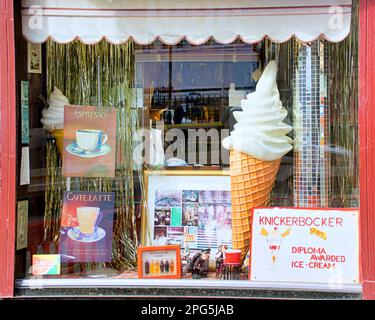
[16,200,29,250]
[137,245,181,279]
[27,42,42,74]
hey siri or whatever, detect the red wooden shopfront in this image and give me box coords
[0,0,374,299]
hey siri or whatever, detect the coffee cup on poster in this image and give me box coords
[76,206,103,237]
[75,129,108,151]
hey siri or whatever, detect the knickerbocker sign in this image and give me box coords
[250,208,359,284]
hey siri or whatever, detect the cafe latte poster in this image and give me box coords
[59,191,115,262]
[62,105,117,177]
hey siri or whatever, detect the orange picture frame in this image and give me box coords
[137,245,182,279]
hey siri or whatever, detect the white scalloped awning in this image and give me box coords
[22,0,352,45]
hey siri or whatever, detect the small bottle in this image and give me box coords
[165,260,170,273]
[145,260,150,275]
[154,259,160,274]
[169,259,175,273]
[160,259,165,273]
[150,259,155,275]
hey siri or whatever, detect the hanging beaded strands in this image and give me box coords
[45,40,142,271]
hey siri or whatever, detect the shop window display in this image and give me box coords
[14,0,360,294]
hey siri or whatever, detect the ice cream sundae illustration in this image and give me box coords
[222,60,293,262]
[260,226,291,269]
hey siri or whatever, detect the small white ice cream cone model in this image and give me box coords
[222,61,293,262]
[41,87,69,155]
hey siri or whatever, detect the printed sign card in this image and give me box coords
[32,255,61,275]
[21,81,29,144]
[250,208,360,284]
[20,147,30,185]
[59,191,115,262]
[62,105,117,177]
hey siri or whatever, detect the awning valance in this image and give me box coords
[22,0,352,45]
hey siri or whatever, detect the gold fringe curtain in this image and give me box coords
[328,0,359,207]
[263,4,359,209]
[263,0,359,208]
[263,38,299,207]
[44,40,141,270]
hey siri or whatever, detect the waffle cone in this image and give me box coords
[230,150,281,262]
[52,128,64,156]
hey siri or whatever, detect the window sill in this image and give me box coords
[15,278,362,299]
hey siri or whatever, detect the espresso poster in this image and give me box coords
[62,105,116,177]
[59,191,115,263]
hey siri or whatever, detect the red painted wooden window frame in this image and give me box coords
[0,0,16,298]
[359,0,375,300]
[1,0,375,299]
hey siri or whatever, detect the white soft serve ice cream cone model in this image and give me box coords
[222,61,293,262]
[41,87,69,155]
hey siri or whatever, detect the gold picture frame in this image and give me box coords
[141,169,230,246]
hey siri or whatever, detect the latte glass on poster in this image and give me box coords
[62,105,116,177]
[59,191,115,263]
[76,207,103,237]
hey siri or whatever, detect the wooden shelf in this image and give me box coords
[147,165,225,171]
[163,122,223,130]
